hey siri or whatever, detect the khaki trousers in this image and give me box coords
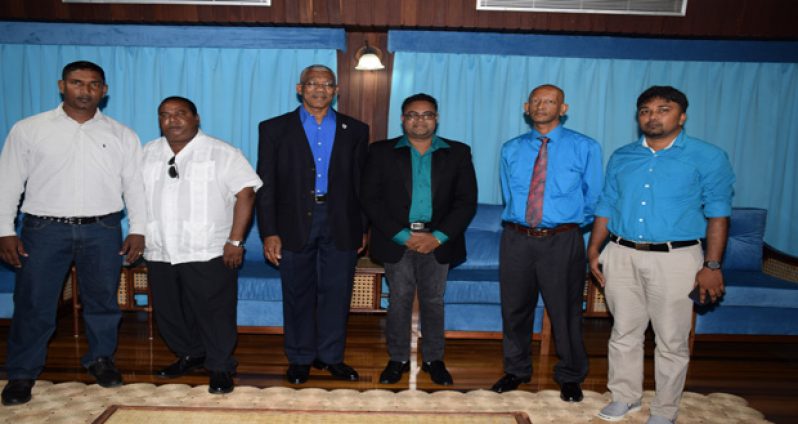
[600,241,703,421]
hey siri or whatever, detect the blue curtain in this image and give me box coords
[0,23,344,166]
[388,31,798,256]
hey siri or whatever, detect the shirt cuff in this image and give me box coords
[392,229,412,246]
[432,230,448,245]
[0,224,16,237]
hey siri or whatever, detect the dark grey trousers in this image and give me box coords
[498,227,589,384]
[384,250,449,362]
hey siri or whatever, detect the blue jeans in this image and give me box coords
[6,213,123,379]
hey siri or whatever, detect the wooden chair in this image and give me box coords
[71,264,153,340]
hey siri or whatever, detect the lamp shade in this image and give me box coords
[355,52,385,70]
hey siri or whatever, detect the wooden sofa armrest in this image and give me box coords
[763,243,798,283]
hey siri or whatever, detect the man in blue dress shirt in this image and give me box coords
[492,84,603,403]
[588,86,735,424]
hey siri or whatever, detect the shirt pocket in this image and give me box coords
[184,161,216,182]
[551,166,582,196]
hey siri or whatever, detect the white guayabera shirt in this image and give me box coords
[141,130,262,264]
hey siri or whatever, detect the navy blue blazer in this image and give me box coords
[256,107,369,252]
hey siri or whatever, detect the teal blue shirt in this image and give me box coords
[392,135,450,246]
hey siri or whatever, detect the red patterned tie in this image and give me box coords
[525,137,549,228]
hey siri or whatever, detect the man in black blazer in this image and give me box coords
[256,64,369,384]
[361,93,477,386]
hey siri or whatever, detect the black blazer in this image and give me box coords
[361,136,478,264]
[256,107,369,252]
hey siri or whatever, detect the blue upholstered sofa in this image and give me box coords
[236,222,284,331]
[692,208,798,342]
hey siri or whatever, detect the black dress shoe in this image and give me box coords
[208,371,234,394]
[491,373,530,393]
[560,382,583,402]
[1,379,34,406]
[312,359,359,381]
[286,363,311,384]
[379,360,410,384]
[421,360,453,386]
[156,355,206,378]
[86,357,123,388]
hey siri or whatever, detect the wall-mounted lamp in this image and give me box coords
[354,40,385,71]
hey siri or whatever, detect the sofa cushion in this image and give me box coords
[694,306,798,335]
[713,270,798,308]
[458,230,501,270]
[722,208,766,271]
[238,261,282,301]
[467,204,504,232]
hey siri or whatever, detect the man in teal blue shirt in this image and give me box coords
[589,86,734,424]
[361,93,477,386]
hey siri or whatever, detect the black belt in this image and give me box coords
[29,212,121,225]
[503,222,578,238]
[609,234,699,252]
[314,194,327,204]
[409,222,431,232]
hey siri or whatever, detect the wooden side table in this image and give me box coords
[350,256,385,312]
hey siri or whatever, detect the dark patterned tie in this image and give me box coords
[525,137,549,228]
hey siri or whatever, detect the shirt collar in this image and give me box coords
[395,135,450,152]
[530,124,562,143]
[641,130,685,153]
[299,105,336,125]
[164,129,206,158]
[56,102,104,124]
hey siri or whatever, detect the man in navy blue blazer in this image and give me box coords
[255,65,369,384]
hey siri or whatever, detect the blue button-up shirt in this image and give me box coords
[595,131,735,242]
[392,135,450,246]
[299,106,336,195]
[500,125,603,228]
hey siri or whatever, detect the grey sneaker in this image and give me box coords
[597,400,643,422]
[646,416,675,424]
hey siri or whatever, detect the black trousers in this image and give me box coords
[147,257,238,373]
[498,227,589,384]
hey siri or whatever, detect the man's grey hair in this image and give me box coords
[299,64,337,86]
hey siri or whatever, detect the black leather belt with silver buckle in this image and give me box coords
[314,194,328,204]
[409,222,431,232]
[503,222,578,238]
[29,212,120,225]
[609,234,699,252]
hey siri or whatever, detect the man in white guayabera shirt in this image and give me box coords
[141,96,261,395]
[0,61,146,406]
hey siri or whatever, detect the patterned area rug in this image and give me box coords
[93,405,530,423]
[0,380,771,424]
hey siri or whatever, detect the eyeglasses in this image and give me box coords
[403,112,437,121]
[168,156,178,179]
[303,81,337,90]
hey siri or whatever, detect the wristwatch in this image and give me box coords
[226,239,244,248]
[703,260,722,270]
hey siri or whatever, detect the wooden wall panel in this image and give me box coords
[336,31,394,143]
[3,0,795,39]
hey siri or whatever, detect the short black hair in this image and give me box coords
[158,96,198,116]
[637,86,689,113]
[62,61,106,82]
[401,93,438,113]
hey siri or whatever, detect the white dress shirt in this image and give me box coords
[0,104,146,236]
[141,131,262,265]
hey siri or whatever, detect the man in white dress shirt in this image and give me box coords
[141,96,261,394]
[0,61,146,405]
